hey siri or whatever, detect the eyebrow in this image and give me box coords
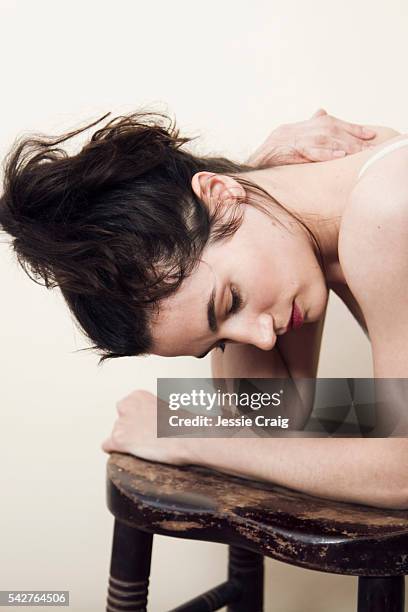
[195,285,219,359]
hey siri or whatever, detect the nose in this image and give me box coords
[252,312,276,350]
[227,312,276,351]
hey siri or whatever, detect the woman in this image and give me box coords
[1,108,406,509]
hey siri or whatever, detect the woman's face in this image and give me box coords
[150,172,329,358]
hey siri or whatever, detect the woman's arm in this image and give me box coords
[101,387,408,510]
[183,435,408,510]
[212,343,313,429]
[339,142,408,378]
[207,314,408,510]
[211,311,327,429]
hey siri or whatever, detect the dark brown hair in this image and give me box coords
[0,111,324,364]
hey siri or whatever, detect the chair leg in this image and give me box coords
[226,545,264,612]
[106,519,153,612]
[357,576,405,612]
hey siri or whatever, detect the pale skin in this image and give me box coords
[102,109,408,509]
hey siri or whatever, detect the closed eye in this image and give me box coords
[196,286,244,359]
[228,286,243,315]
[215,286,243,354]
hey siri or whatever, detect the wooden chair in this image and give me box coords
[105,452,408,611]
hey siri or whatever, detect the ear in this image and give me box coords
[191,172,245,213]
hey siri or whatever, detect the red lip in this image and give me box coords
[290,301,304,330]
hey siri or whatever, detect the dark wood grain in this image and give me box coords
[106,452,408,577]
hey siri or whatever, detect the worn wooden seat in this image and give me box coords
[106,452,408,611]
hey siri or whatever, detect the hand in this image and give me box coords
[101,389,187,465]
[247,108,377,166]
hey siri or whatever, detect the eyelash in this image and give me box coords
[216,286,243,353]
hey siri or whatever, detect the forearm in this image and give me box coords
[211,342,290,380]
[184,436,408,510]
[211,343,313,429]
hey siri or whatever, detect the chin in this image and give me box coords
[305,286,329,324]
[316,288,330,320]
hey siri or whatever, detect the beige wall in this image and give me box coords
[0,0,407,610]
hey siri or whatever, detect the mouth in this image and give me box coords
[289,300,304,330]
[275,301,304,335]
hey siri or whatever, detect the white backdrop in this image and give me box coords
[0,1,407,610]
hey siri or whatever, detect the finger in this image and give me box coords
[329,134,377,155]
[298,146,346,162]
[312,108,327,118]
[333,118,376,140]
[322,136,369,156]
[299,133,364,159]
[345,140,376,153]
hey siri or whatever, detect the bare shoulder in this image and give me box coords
[340,132,408,273]
[340,135,408,283]
[339,161,408,375]
[354,132,408,198]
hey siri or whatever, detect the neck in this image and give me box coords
[240,157,361,286]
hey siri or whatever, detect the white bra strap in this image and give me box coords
[358,137,408,179]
